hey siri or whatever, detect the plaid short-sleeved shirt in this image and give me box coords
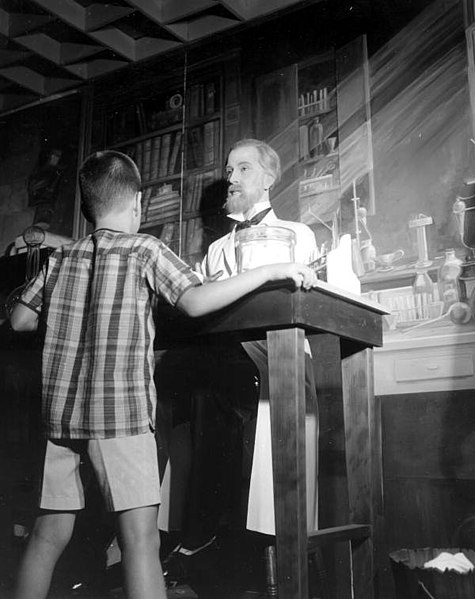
[19,228,201,440]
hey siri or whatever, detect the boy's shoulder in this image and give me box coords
[132,232,171,256]
[47,231,166,263]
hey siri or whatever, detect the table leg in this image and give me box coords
[267,327,308,599]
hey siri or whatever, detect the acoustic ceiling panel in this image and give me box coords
[0,0,313,113]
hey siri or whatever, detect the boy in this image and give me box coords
[10,150,317,599]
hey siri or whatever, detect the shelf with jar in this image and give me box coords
[296,58,341,224]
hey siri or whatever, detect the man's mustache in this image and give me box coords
[227,184,242,194]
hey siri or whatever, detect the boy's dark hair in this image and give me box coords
[79,150,141,223]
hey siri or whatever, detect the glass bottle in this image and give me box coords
[412,269,434,320]
[438,249,462,311]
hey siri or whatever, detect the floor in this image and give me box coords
[0,522,274,599]
[0,461,335,599]
[0,434,275,599]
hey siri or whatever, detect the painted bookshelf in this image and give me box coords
[91,66,227,264]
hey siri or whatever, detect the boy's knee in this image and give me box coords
[30,519,74,552]
[121,525,160,554]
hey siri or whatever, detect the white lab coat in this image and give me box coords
[201,206,320,534]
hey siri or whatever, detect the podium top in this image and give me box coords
[156,281,386,352]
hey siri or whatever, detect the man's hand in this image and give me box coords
[194,262,223,284]
[266,263,318,290]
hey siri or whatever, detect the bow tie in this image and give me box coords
[234,208,272,232]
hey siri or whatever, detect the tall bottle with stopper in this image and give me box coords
[438,249,462,312]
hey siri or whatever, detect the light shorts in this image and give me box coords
[39,432,161,512]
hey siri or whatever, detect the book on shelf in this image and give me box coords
[299,124,309,160]
[184,217,204,256]
[189,83,203,119]
[184,169,218,213]
[135,142,143,176]
[202,168,218,187]
[168,130,182,175]
[160,222,176,246]
[188,126,203,169]
[147,196,180,212]
[158,133,172,178]
[144,183,181,220]
[192,173,204,212]
[148,183,180,203]
[204,81,216,114]
[203,120,219,166]
[135,103,146,135]
[146,201,180,219]
[144,211,180,228]
[150,136,161,180]
[184,173,200,212]
[140,187,153,218]
[142,138,152,182]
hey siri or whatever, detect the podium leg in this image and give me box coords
[342,348,376,599]
[267,327,308,599]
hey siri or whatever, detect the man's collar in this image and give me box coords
[227,199,272,223]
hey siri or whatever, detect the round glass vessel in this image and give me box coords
[235,226,296,273]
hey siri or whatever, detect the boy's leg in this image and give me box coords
[14,510,76,599]
[117,505,166,599]
[88,433,164,599]
[15,439,85,599]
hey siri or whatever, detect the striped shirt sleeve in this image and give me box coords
[143,239,201,305]
[18,263,47,314]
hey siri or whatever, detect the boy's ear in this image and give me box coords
[134,191,142,214]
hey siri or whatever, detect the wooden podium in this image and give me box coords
[156,281,385,599]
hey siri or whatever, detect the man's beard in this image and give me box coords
[224,186,258,214]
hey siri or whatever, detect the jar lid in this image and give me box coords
[235,225,296,245]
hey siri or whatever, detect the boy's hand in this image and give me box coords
[268,263,318,290]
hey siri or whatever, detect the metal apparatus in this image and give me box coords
[453,180,475,302]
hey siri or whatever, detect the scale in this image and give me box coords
[453,180,475,303]
[408,213,433,268]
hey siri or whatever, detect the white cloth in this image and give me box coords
[202,205,319,534]
[424,552,474,573]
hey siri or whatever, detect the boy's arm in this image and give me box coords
[177,262,317,318]
[10,302,39,332]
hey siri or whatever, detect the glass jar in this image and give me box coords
[438,249,462,311]
[235,226,296,273]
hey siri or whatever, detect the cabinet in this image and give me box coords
[90,60,236,265]
[374,323,475,395]
[374,323,475,599]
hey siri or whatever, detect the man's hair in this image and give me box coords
[79,150,141,223]
[229,138,281,185]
